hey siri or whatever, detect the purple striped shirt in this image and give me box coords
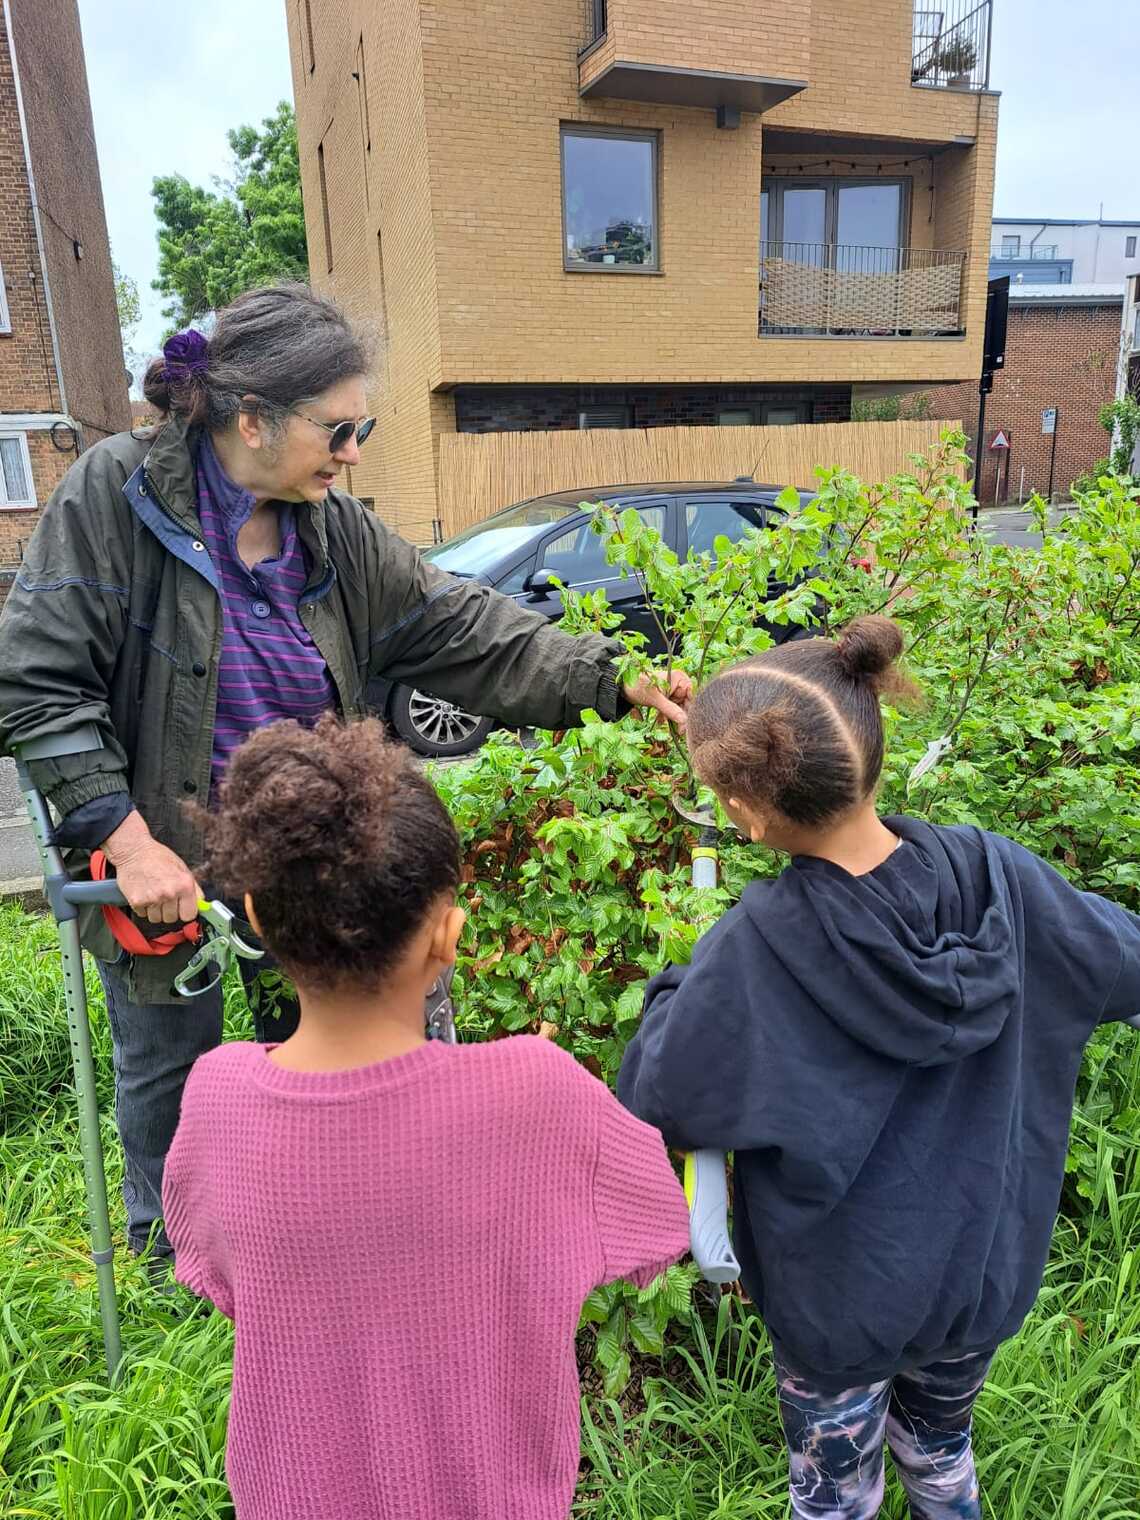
[196,437,338,789]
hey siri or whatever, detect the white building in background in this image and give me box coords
[990,217,1140,287]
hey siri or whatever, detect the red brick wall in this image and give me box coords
[923,301,1122,504]
[0,5,57,416]
[0,0,130,606]
[8,0,130,443]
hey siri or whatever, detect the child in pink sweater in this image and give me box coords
[163,715,689,1520]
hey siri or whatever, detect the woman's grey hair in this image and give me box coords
[143,284,374,434]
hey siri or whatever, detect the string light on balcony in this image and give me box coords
[763,156,933,176]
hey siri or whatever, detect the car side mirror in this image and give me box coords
[524,567,559,597]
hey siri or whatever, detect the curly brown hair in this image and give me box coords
[688,615,921,826]
[199,715,460,991]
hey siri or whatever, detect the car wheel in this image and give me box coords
[388,684,495,758]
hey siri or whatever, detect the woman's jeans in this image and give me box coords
[773,1345,993,1520]
[97,957,454,1259]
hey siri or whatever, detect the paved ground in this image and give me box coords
[0,505,1070,898]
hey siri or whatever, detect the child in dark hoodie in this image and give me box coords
[618,614,1140,1520]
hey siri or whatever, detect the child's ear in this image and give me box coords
[429,905,467,969]
[244,893,264,937]
[729,796,768,844]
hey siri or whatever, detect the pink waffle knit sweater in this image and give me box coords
[163,1034,690,1520]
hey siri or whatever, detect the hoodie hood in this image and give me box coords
[742,816,1021,1066]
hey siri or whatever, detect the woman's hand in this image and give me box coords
[622,669,694,728]
[101,811,202,925]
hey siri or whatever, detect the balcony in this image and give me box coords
[579,0,808,114]
[912,1,993,91]
[760,243,966,338]
[991,245,1060,261]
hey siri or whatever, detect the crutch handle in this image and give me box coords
[61,880,129,908]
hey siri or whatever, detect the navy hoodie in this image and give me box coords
[618,816,1140,1388]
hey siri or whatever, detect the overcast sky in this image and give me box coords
[77,0,1137,361]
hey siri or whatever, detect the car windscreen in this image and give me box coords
[422,496,585,576]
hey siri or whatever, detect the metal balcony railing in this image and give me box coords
[760,242,966,337]
[991,245,1061,261]
[912,2,992,91]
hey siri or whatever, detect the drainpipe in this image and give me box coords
[3,0,70,432]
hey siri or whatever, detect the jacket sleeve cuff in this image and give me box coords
[54,792,137,850]
[595,665,633,723]
[45,770,131,818]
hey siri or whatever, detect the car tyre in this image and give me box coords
[388,683,495,758]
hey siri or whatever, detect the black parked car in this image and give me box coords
[370,479,814,757]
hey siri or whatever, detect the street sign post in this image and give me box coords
[1042,406,1060,500]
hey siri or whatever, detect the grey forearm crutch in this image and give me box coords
[14,724,131,1379]
[682,822,741,1285]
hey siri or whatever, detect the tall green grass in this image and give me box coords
[2,902,1138,1517]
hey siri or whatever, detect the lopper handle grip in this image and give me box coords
[684,1149,740,1284]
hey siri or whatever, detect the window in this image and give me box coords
[762,403,806,425]
[762,178,907,265]
[540,505,666,586]
[301,0,315,72]
[685,500,765,558]
[317,141,333,272]
[718,408,756,426]
[375,229,389,344]
[578,404,630,430]
[1001,234,1021,256]
[562,128,658,272]
[0,262,9,332]
[0,432,35,507]
[355,34,371,165]
[1127,236,1137,259]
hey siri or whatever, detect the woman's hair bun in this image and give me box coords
[835,615,904,681]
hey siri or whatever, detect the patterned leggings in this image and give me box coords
[773,1347,993,1520]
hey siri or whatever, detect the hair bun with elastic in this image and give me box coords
[835,615,904,679]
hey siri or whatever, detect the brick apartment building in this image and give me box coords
[287,0,999,540]
[923,285,1124,503]
[0,0,129,599]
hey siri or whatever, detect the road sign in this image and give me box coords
[1041,408,1057,435]
[988,428,1010,451]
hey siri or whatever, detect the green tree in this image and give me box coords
[151,101,308,329]
[112,258,143,389]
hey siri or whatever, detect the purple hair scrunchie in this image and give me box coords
[160,328,209,383]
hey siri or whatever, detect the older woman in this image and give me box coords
[0,284,689,1265]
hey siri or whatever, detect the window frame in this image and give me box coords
[0,430,36,508]
[1127,235,1137,260]
[1000,234,1021,256]
[561,125,661,275]
[762,176,910,258]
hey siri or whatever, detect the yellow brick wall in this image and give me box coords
[763,0,988,143]
[290,0,998,528]
[289,0,444,541]
[420,0,993,389]
[581,0,811,90]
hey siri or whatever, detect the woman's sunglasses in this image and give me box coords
[294,411,377,453]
